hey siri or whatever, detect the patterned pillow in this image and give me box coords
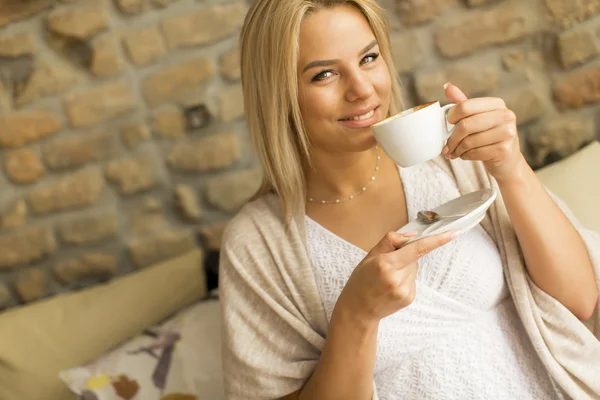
[59,299,223,400]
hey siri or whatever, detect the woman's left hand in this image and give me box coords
[443,82,526,182]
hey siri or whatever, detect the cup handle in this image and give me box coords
[440,103,456,140]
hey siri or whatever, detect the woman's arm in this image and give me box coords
[443,82,598,320]
[496,156,597,320]
[294,306,379,400]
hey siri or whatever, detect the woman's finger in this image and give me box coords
[451,125,511,159]
[446,97,507,125]
[445,109,514,156]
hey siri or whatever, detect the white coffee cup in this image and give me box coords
[371,101,455,168]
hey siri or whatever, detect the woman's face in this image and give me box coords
[297,5,392,154]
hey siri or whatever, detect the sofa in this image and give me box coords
[0,141,598,400]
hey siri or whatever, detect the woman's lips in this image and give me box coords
[338,106,380,128]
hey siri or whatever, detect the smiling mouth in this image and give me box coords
[340,107,377,121]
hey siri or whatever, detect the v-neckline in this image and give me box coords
[305,165,412,254]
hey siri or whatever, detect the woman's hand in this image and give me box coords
[443,83,527,183]
[335,231,457,324]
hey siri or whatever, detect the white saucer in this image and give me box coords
[398,188,497,244]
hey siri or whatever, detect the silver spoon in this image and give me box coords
[417,210,469,224]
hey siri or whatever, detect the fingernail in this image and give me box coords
[442,145,449,155]
[445,153,451,159]
[443,82,452,90]
[402,231,418,237]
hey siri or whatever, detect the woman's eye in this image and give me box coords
[360,52,379,65]
[312,70,334,82]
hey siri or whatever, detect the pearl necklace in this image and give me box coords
[308,146,381,205]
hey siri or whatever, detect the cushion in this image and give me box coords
[59,299,224,400]
[0,249,206,400]
[535,141,600,233]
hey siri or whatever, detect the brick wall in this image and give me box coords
[0,0,599,311]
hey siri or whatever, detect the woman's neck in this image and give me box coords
[305,146,384,202]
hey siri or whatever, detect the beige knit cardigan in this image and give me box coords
[219,157,600,400]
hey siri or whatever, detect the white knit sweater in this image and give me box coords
[306,162,558,399]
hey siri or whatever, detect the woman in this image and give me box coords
[219,0,600,399]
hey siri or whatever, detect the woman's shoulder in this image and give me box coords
[221,193,288,252]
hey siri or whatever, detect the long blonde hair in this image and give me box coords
[240,0,403,220]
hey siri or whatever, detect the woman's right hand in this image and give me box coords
[335,231,458,324]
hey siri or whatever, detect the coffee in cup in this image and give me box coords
[371,101,455,168]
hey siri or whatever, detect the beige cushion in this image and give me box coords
[536,141,600,233]
[0,249,206,400]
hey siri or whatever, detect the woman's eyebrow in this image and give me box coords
[302,39,378,73]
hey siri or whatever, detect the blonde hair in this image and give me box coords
[240,0,403,220]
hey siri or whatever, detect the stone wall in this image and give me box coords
[0,0,599,311]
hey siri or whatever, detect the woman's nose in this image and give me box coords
[344,71,375,102]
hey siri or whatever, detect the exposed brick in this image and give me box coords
[175,184,202,221]
[0,32,36,57]
[47,4,109,40]
[90,34,123,77]
[415,62,498,102]
[16,57,83,106]
[167,132,241,172]
[43,131,120,170]
[467,0,500,6]
[161,2,246,49]
[54,253,117,285]
[83,253,117,277]
[28,169,104,214]
[116,0,149,14]
[53,258,85,285]
[553,66,600,110]
[142,57,215,106]
[502,49,525,70]
[199,220,229,250]
[395,0,456,26]
[0,110,61,149]
[52,252,118,285]
[151,107,186,139]
[558,28,599,69]
[121,122,151,149]
[64,81,136,128]
[504,88,545,125]
[57,210,118,245]
[206,168,262,212]
[0,200,27,231]
[12,267,48,303]
[0,81,8,112]
[219,85,245,122]
[129,197,168,235]
[128,229,197,268]
[528,116,595,167]
[53,253,118,285]
[390,32,424,74]
[123,26,166,66]
[0,227,56,269]
[0,283,10,309]
[0,0,51,27]
[153,0,176,6]
[105,152,159,195]
[435,7,529,58]
[544,0,600,28]
[220,47,241,81]
[3,149,44,184]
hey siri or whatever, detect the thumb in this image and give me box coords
[369,231,418,256]
[444,82,468,103]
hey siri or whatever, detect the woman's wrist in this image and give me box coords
[331,298,380,335]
